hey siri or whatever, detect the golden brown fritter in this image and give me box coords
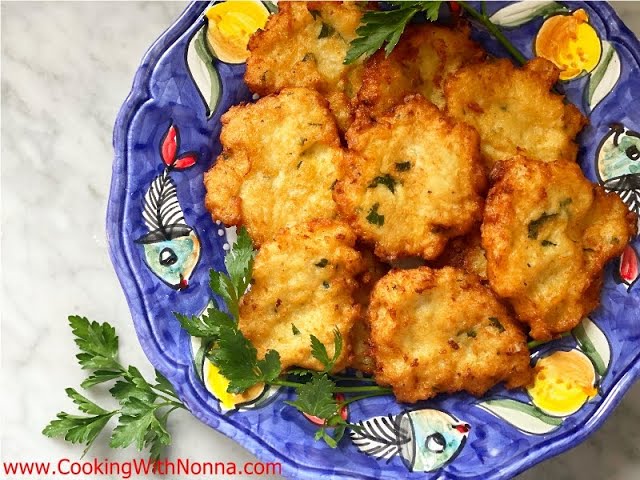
[203,88,342,246]
[245,1,368,131]
[350,248,389,374]
[368,267,532,403]
[239,220,366,372]
[355,22,485,118]
[433,227,488,280]
[445,57,587,170]
[483,158,637,340]
[334,96,487,261]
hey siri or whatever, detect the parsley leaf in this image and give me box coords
[286,374,339,420]
[69,315,121,371]
[174,307,227,339]
[207,317,281,393]
[65,388,110,415]
[43,412,116,455]
[224,227,255,298]
[345,2,442,64]
[310,328,343,372]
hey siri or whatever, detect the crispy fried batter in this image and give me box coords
[355,23,485,118]
[433,227,488,280]
[368,267,532,403]
[245,1,367,131]
[239,220,366,372]
[350,248,389,374]
[334,96,487,261]
[203,88,342,246]
[445,58,587,170]
[483,158,637,340]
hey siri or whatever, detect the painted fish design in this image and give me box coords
[350,409,470,472]
[596,123,640,288]
[136,123,200,290]
[598,123,640,216]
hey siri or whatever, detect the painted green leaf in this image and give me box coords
[572,317,611,376]
[186,22,222,118]
[489,1,569,28]
[587,41,621,111]
[478,398,562,434]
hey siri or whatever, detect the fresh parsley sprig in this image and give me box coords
[345,1,527,67]
[345,1,443,64]
[43,316,186,459]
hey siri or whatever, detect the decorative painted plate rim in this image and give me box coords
[108,2,640,479]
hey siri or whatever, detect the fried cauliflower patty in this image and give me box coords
[483,158,637,340]
[203,88,342,246]
[245,1,367,131]
[334,96,487,261]
[434,227,488,280]
[355,23,485,118]
[238,220,366,372]
[445,58,587,170]
[350,248,389,374]
[368,267,532,403]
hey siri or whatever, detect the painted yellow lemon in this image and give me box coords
[535,9,602,81]
[527,350,598,417]
[203,359,266,410]
[205,0,270,64]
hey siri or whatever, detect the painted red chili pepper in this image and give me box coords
[161,124,178,165]
[174,154,197,169]
[619,244,639,288]
[449,1,461,17]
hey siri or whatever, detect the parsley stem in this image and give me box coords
[332,385,392,394]
[270,379,308,388]
[330,374,376,383]
[271,378,391,394]
[527,332,571,349]
[339,392,391,407]
[456,1,527,65]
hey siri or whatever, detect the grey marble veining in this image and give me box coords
[1,2,638,479]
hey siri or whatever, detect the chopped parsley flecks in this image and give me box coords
[368,174,397,193]
[528,212,558,239]
[489,317,505,333]
[395,161,411,172]
[319,22,335,38]
[560,198,573,208]
[366,203,385,226]
[322,281,330,289]
[302,52,316,62]
[315,258,329,268]
[292,324,300,335]
[541,239,557,247]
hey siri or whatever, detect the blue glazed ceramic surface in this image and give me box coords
[108,2,640,478]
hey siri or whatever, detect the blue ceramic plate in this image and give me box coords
[109,2,640,478]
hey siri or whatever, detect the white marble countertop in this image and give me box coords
[2,2,639,479]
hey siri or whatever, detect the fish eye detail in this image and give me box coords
[625,145,640,161]
[159,247,178,266]
[425,432,446,454]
